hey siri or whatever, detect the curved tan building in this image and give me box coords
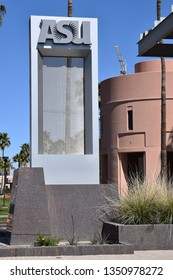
[101,60,173,193]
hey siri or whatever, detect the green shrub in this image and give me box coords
[5,188,11,194]
[100,175,173,225]
[34,233,61,246]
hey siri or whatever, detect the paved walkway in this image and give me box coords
[0,250,173,260]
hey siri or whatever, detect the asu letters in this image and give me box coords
[38,19,91,45]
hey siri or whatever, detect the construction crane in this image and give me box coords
[115,44,127,75]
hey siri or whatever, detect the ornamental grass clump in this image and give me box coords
[153,177,173,224]
[100,174,173,225]
[118,186,156,224]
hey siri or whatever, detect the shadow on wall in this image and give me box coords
[167,129,173,150]
[166,128,173,179]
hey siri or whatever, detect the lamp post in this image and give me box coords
[2,156,8,207]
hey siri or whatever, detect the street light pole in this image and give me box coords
[2,156,8,207]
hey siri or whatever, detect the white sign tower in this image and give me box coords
[30,16,99,184]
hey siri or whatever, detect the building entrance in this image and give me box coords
[120,152,145,190]
[167,152,173,180]
[127,152,145,185]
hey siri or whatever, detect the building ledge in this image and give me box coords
[138,11,173,57]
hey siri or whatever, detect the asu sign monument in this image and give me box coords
[8,16,108,246]
[30,16,99,184]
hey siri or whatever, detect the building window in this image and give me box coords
[101,154,108,183]
[127,107,133,130]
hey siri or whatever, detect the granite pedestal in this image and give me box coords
[8,168,116,245]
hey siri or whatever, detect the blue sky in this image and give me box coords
[1,0,173,166]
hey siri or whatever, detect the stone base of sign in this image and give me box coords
[7,168,117,245]
[8,168,51,245]
[0,243,134,257]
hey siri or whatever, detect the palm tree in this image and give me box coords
[0,4,6,26]
[20,143,30,167]
[13,143,30,168]
[157,0,161,19]
[13,153,22,168]
[0,157,14,174]
[0,132,11,157]
[0,157,3,174]
[0,132,11,193]
[68,0,72,17]
[157,0,167,177]
[65,0,73,153]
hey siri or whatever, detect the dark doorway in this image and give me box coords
[127,152,145,184]
[102,154,108,183]
[167,152,173,180]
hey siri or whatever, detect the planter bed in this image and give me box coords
[0,243,134,257]
[102,222,173,251]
